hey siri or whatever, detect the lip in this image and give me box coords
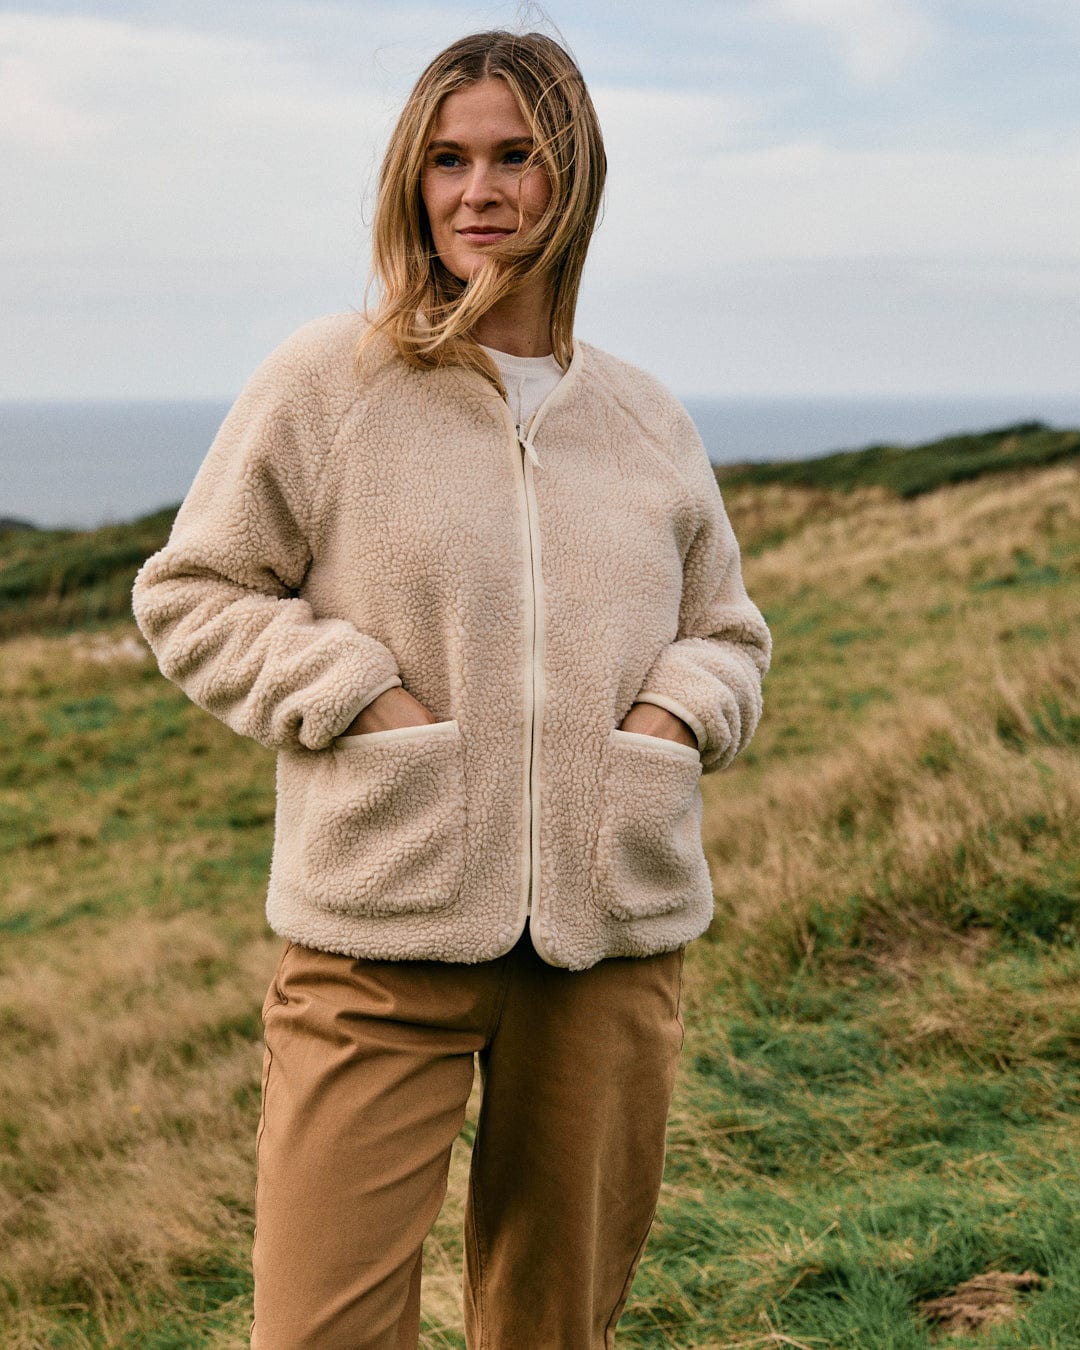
[457,226,515,243]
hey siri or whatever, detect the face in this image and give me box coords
[420,77,552,283]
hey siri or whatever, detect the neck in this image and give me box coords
[472,275,555,358]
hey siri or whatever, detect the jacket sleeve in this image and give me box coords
[633,407,771,774]
[131,328,402,752]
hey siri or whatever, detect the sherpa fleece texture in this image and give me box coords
[132,313,771,970]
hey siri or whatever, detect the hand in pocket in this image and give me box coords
[342,687,439,737]
[618,701,697,749]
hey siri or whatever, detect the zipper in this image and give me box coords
[493,343,583,961]
[501,402,545,940]
[519,419,546,930]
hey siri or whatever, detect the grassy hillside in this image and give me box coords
[2,419,1076,642]
[0,508,176,641]
[717,420,1080,499]
[1,442,1078,1347]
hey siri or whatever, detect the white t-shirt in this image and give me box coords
[479,344,564,434]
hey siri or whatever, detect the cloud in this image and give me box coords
[767,0,935,84]
[578,256,1080,396]
[0,12,394,262]
[948,0,1080,29]
[0,14,118,148]
[590,81,1080,273]
[1,6,1078,398]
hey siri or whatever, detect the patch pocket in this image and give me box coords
[301,719,467,917]
[592,728,712,921]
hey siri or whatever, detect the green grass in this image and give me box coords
[3,418,1077,640]
[625,931,1080,1347]
[0,507,175,638]
[1,441,1079,1347]
[717,421,1080,499]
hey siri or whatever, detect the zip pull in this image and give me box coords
[517,425,541,470]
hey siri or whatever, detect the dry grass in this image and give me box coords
[2,461,1078,1346]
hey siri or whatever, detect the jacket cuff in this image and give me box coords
[283,632,403,752]
[330,674,404,739]
[635,638,761,773]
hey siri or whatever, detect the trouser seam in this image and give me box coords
[602,1208,658,1346]
[467,1155,490,1349]
[467,941,520,1349]
[484,940,519,1043]
[603,949,683,1344]
[675,946,687,1050]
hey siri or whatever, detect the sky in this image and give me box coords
[2,0,1079,399]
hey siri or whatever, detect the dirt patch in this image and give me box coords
[920,1270,1043,1338]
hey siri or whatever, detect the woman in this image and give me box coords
[133,29,770,1350]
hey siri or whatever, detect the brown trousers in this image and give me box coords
[251,928,685,1349]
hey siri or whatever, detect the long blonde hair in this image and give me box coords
[359,31,606,385]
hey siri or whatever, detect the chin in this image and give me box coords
[456,260,484,279]
[450,241,501,279]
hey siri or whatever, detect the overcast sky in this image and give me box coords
[2,0,1078,399]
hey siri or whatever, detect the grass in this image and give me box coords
[3,418,1075,641]
[1,441,1078,1346]
[716,421,1080,500]
[0,508,176,640]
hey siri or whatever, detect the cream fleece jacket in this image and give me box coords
[132,313,771,970]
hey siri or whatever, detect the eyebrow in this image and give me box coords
[427,137,535,151]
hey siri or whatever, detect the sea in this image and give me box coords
[3,393,1080,531]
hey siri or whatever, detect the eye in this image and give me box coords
[432,152,462,169]
[504,149,529,166]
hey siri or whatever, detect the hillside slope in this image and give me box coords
[718,419,1080,498]
[2,419,1076,640]
[1,451,1077,1347]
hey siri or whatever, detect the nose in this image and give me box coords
[461,160,500,211]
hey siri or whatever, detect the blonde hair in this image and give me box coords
[359,30,606,385]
